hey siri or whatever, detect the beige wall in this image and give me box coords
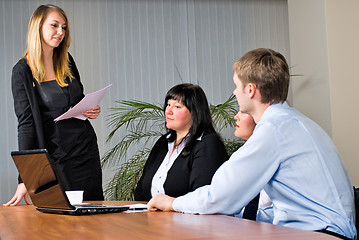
[288,0,359,185]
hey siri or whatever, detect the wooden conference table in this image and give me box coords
[0,201,339,240]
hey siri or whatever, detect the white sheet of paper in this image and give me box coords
[54,84,112,122]
[123,203,148,212]
[124,203,148,210]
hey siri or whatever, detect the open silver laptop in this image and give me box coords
[11,149,129,215]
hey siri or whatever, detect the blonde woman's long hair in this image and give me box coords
[24,4,72,87]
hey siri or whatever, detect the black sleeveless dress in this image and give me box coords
[36,80,104,201]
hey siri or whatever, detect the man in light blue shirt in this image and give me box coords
[148,48,356,240]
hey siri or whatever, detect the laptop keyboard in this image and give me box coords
[78,207,127,214]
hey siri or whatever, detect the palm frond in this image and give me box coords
[106,100,164,142]
[104,149,150,200]
[101,130,162,167]
[223,138,246,156]
[210,94,238,132]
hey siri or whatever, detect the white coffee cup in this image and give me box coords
[65,190,84,205]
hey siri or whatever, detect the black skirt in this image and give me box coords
[36,80,104,201]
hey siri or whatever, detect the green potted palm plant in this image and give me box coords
[101,94,245,200]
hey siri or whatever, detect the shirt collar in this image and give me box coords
[166,132,203,141]
[166,132,203,153]
[260,101,289,122]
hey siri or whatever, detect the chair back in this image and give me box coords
[354,187,359,230]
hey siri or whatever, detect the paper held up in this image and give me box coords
[54,84,112,122]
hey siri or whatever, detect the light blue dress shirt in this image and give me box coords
[173,102,356,239]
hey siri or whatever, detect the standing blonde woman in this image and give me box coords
[4,4,103,206]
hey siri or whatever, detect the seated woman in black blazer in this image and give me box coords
[134,83,229,201]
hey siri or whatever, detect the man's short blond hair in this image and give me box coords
[233,48,289,104]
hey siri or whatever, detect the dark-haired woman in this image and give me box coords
[134,83,228,201]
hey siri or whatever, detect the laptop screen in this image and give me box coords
[11,149,73,209]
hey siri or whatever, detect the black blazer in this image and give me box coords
[134,132,229,201]
[11,53,83,182]
[11,53,82,150]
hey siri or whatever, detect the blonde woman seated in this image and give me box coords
[234,110,272,220]
[134,84,228,201]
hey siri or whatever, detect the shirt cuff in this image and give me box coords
[172,197,182,212]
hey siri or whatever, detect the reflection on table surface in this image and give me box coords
[0,201,338,240]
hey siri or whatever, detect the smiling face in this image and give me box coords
[234,111,256,140]
[165,99,192,135]
[41,11,66,51]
